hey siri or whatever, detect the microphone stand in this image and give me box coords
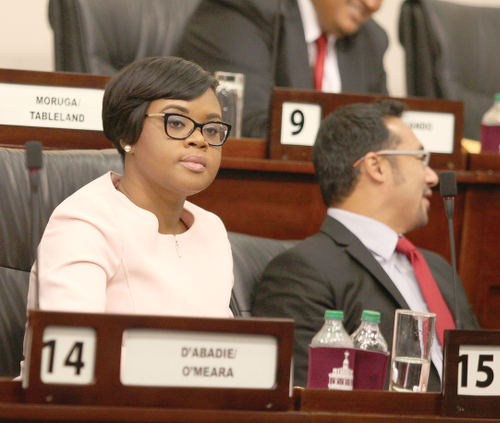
[444,197,460,329]
[440,171,461,329]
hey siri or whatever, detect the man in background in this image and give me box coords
[252,100,478,390]
[177,0,388,138]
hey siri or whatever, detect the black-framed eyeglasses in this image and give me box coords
[145,112,231,146]
[352,149,431,168]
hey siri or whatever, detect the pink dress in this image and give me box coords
[27,172,234,318]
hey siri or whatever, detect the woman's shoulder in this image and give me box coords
[51,172,119,219]
[184,200,223,222]
[184,201,227,235]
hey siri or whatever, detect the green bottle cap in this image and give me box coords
[361,310,381,323]
[494,93,500,102]
[325,310,344,320]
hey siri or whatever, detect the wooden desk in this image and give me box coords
[1,381,498,422]
[458,154,500,329]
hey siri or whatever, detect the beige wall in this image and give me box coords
[0,0,498,98]
[0,0,53,72]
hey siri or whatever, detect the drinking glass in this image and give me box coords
[389,309,436,392]
[214,71,245,138]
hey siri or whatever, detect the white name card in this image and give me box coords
[280,101,322,146]
[457,345,500,396]
[402,111,455,154]
[0,82,104,131]
[120,329,278,389]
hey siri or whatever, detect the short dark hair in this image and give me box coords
[313,99,407,206]
[102,56,218,158]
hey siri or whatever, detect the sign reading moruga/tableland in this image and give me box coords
[0,83,104,131]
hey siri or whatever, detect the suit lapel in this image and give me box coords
[336,36,365,93]
[279,0,313,89]
[320,216,410,309]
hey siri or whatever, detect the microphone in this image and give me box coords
[439,171,460,329]
[25,141,43,309]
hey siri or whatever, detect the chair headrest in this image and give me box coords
[49,0,201,74]
[0,148,122,271]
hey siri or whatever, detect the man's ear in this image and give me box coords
[362,152,387,183]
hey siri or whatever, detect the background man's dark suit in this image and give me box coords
[177,0,388,138]
[252,215,479,391]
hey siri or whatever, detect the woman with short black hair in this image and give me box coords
[27,56,233,317]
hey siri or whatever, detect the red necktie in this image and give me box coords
[396,237,456,346]
[314,34,327,90]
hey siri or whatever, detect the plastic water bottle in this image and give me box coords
[480,93,500,153]
[351,310,388,353]
[308,310,354,390]
[310,310,354,348]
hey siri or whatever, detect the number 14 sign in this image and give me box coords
[40,326,96,384]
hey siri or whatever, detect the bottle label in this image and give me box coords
[480,124,500,153]
[307,346,389,390]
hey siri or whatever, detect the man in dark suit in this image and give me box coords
[176,0,388,138]
[252,100,479,391]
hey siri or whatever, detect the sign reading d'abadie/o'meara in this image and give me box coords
[0,82,104,131]
[120,329,278,389]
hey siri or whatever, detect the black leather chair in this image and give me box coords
[399,0,500,140]
[0,148,123,377]
[48,0,200,74]
[0,147,294,377]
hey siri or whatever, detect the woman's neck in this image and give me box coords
[117,174,187,235]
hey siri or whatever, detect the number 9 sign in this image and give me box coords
[41,326,96,384]
[280,102,322,146]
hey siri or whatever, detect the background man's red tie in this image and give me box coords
[314,34,327,90]
[396,236,456,346]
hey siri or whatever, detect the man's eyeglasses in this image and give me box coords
[352,150,431,168]
[145,112,231,146]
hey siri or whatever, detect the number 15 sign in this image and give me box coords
[443,330,500,419]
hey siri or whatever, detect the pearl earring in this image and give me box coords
[124,145,132,153]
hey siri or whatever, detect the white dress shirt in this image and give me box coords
[327,208,444,381]
[297,0,341,93]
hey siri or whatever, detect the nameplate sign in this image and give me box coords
[269,89,465,169]
[277,106,455,154]
[443,329,500,419]
[402,111,455,154]
[0,82,104,131]
[24,310,294,410]
[122,329,278,388]
[280,101,322,147]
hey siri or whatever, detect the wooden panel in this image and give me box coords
[23,311,294,411]
[458,154,500,328]
[268,88,466,170]
[0,403,308,423]
[296,387,442,415]
[1,382,499,422]
[459,185,500,328]
[191,167,324,240]
[443,330,500,419]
